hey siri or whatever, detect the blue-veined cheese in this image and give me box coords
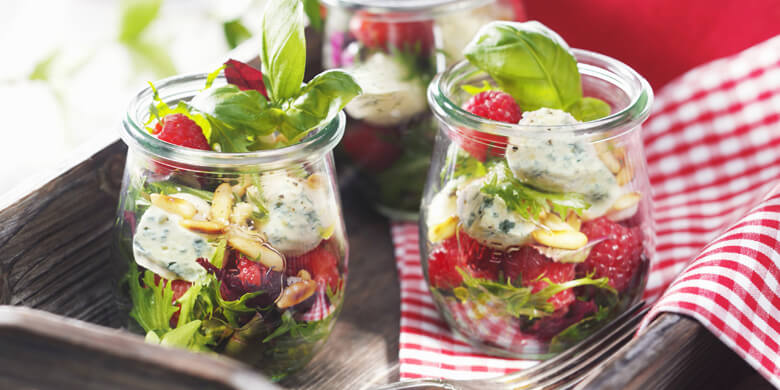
[455,171,536,249]
[344,53,427,126]
[505,108,620,219]
[133,204,214,282]
[256,173,336,255]
[435,4,507,62]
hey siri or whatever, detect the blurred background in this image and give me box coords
[1,0,778,199]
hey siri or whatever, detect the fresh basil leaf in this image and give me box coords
[567,97,612,122]
[223,19,252,49]
[279,70,361,143]
[118,0,162,43]
[260,0,306,102]
[463,21,581,111]
[204,114,252,153]
[303,0,323,32]
[125,40,177,77]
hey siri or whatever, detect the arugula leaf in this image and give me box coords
[127,267,176,335]
[567,97,612,122]
[480,164,589,221]
[442,145,488,184]
[453,268,615,319]
[147,82,212,138]
[463,21,581,112]
[303,0,323,32]
[279,70,362,143]
[223,20,252,49]
[143,180,214,201]
[118,0,162,44]
[549,304,612,352]
[260,0,306,102]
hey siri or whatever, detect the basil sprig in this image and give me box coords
[463,21,610,121]
[185,0,361,152]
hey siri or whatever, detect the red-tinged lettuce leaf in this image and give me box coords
[224,59,268,98]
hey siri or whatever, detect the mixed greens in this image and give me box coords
[423,21,647,354]
[116,0,359,381]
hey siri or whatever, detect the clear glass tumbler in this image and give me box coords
[114,74,348,380]
[322,0,522,220]
[421,49,654,358]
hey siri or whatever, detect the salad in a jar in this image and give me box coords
[114,0,360,380]
[323,0,520,219]
[422,21,653,356]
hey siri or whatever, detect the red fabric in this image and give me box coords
[522,0,780,89]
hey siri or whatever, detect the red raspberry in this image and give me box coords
[341,121,402,172]
[456,232,501,280]
[286,241,341,292]
[463,91,523,123]
[458,91,521,161]
[580,217,643,292]
[427,236,463,289]
[236,256,265,288]
[156,114,210,150]
[503,246,576,311]
[349,11,434,54]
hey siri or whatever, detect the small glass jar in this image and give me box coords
[321,0,521,220]
[114,74,348,380]
[421,50,654,358]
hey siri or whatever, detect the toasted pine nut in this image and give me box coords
[428,216,458,243]
[276,279,317,309]
[150,194,197,219]
[179,219,227,234]
[532,229,588,250]
[210,183,234,224]
[541,213,574,232]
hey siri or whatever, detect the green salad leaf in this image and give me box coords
[480,164,589,221]
[303,0,323,32]
[453,268,615,319]
[223,19,252,49]
[278,70,362,144]
[127,267,177,335]
[549,304,612,352]
[463,21,612,120]
[260,0,307,102]
[568,97,612,122]
[464,21,581,112]
[461,80,495,96]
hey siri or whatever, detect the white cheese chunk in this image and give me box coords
[435,4,506,62]
[133,205,213,282]
[456,175,536,249]
[344,52,427,126]
[257,173,336,255]
[505,108,620,219]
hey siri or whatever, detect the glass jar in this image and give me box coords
[321,0,522,220]
[114,74,348,380]
[421,50,654,358]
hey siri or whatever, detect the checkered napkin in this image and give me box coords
[391,35,780,382]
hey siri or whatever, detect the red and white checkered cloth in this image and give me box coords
[391,35,780,384]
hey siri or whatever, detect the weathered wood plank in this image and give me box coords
[0,306,277,390]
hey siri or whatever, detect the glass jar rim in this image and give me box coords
[320,0,493,16]
[427,48,654,139]
[120,73,345,170]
